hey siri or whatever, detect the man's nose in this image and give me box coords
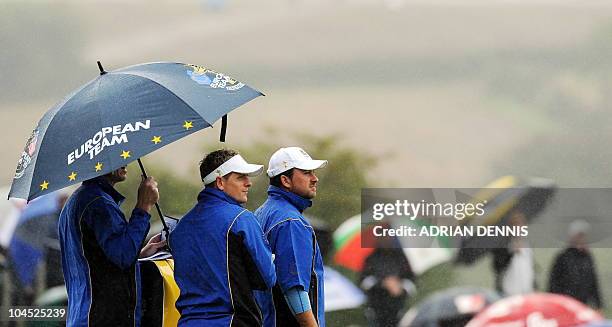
[311,172,319,183]
[245,176,252,187]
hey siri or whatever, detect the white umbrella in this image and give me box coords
[324,266,365,312]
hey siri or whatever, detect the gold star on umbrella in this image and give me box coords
[68,172,77,181]
[120,150,131,160]
[151,136,162,144]
[183,121,194,130]
[95,162,103,172]
[40,180,49,191]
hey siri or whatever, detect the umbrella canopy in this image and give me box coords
[323,266,366,312]
[464,176,556,227]
[581,322,612,327]
[466,293,603,327]
[455,176,556,264]
[333,214,451,274]
[400,287,500,327]
[8,192,63,288]
[9,62,262,201]
[333,215,376,271]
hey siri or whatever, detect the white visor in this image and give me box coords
[202,154,264,185]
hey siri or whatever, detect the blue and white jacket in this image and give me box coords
[170,187,276,327]
[58,177,150,327]
[254,186,325,327]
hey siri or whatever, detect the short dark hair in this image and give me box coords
[270,168,294,188]
[200,149,239,187]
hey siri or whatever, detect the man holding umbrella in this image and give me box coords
[58,166,161,327]
[170,149,276,326]
[8,61,267,325]
[255,147,328,327]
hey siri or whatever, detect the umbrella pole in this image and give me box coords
[220,114,227,142]
[137,159,171,242]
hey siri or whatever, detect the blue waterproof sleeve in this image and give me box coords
[232,211,277,289]
[269,219,314,292]
[82,198,150,269]
[283,286,312,315]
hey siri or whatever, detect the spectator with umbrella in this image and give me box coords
[455,176,556,295]
[491,210,536,296]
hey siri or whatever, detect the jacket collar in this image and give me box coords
[198,187,242,206]
[268,185,312,213]
[83,176,125,205]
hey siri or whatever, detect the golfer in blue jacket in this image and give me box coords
[59,167,160,327]
[255,147,328,327]
[171,149,276,326]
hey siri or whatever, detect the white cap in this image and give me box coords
[202,154,264,184]
[568,219,590,238]
[267,147,328,177]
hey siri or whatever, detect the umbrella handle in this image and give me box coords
[137,159,171,249]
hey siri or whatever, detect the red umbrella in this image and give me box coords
[333,215,452,273]
[333,215,376,271]
[466,293,603,327]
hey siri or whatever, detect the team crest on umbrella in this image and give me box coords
[185,64,245,91]
[14,128,39,179]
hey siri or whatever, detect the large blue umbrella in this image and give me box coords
[8,192,62,290]
[9,61,263,233]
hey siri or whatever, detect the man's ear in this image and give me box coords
[215,176,224,190]
[280,174,292,189]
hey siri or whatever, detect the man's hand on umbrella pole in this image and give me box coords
[136,176,159,213]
